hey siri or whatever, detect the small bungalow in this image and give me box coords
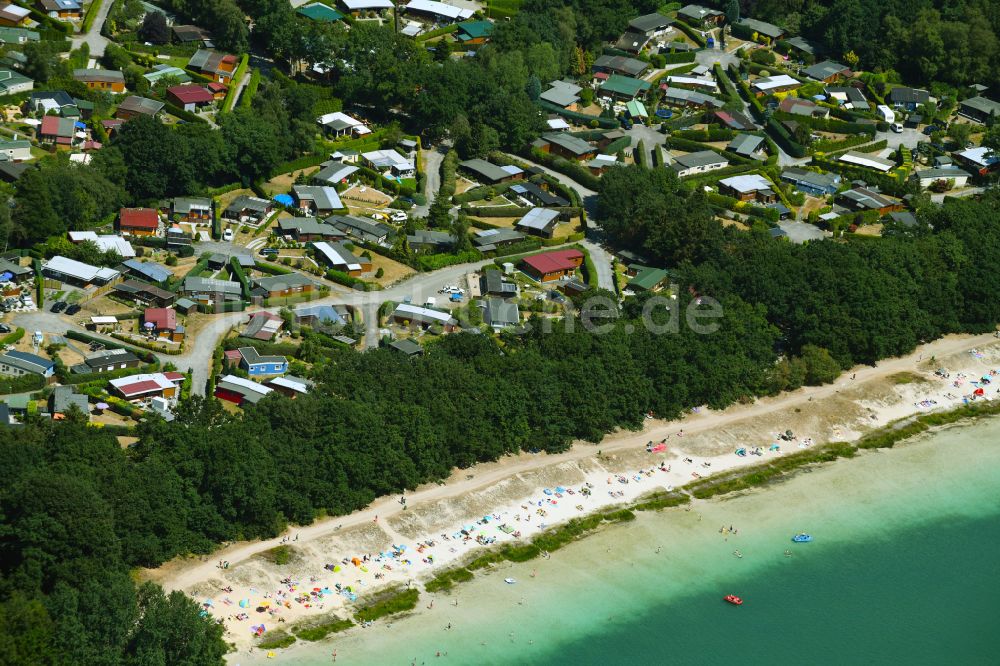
[455,20,493,46]
[42,256,119,287]
[0,4,31,26]
[182,276,243,305]
[406,229,455,252]
[625,266,668,294]
[736,17,785,42]
[223,195,273,225]
[780,167,841,195]
[0,139,32,162]
[952,146,1000,176]
[778,96,829,118]
[802,60,850,83]
[677,4,723,25]
[388,338,423,356]
[73,68,125,92]
[515,208,561,239]
[49,386,89,419]
[726,134,766,159]
[242,311,283,341]
[480,269,518,297]
[532,133,596,161]
[110,371,184,401]
[316,111,370,137]
[598,74,651,101]
[708,110,758,131]
[910,167,972,190]
[254,273,318,299]
[483,298,520,331]
[0,68,31,95]
[510,182,569,207]
[143,307,184,342]
[837,187,903,215]
[293,184,343,215]
[0,350,54,378]
[326,214,393,245]
[37,0,80,19]
[312,240,370,275]
[116,95,164,120]
[214,374,273,405]
[592,54,648,78]
[838,151,895,173]
[719,173,777,203]
[539,80,582,109]
[166,84,214,112]
[661,87,723,109]
[670,150,729,178]
[361,149,415,178]
[187,49,238,83]
[113,280,176,307]
[472,228,525,252]
[295,304,346,327]
[313,160,359,186]
[392,303,458,331]
[519,249,584,282]
[236,346,288,376]
[958,96,1000,124]
[265,375,311,397]
[276,216,342,242]
[119,207,159,236]
[751,74,801,96]
[121,259,171,286]
[38,115,78,146]
[459,158,524,184]
[888,87,930,111]
[84,348,141,373]
[171,197,212,223]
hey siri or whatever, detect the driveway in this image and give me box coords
[626,124,667,165]
[71,0,113,57]
[778,221,827,244]
[876,127,926,151]
[412,146,445,218]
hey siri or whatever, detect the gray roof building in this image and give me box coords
[726,134,765,158]
[459,158,524,183]
[50,386,88,416]
[593,54,649,77]
[314,161,359,185]
[539,132,595,157]
[121,259,172,284]
[539,80,582,107]
[802,60,850,81]
[484,298,519,330]
[737,18,784,40]
[671,150,728,170]
[661,87,724,108]
[407,229,455,251]
[472,228,525,251]
[293,184,343,211]
[326,214,394,244]
[183,276,243,297]
[117,95,164,116]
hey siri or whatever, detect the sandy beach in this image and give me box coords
[140,332,1000,658]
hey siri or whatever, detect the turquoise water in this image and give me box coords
[254,418,1000,665]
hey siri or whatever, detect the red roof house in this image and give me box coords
[39,115,76,145]
[167,84,214,111]
[119,208,159,236]
[143,307,176,331]
[520,249,584,282]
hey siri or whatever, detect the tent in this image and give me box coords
[351,557,361,566]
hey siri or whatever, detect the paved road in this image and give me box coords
[626,124,667,166]
[71,0,112,57]
[577,239,616,292]
[412,147,445,218]
[777,220,827,244]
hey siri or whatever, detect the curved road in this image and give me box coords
[71,0,112,57]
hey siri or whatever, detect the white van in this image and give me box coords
[890,123,904,133]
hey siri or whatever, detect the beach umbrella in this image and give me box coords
[351,557,361,566]
[239,599,250,608]
[333,565,341,572]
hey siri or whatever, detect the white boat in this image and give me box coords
[504,578,516,585]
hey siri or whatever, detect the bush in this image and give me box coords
[354,588,419,623]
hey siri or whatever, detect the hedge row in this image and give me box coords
[452,182,514,205]
[667,136,751,165]
[809,157,906,195]
[535,99,619,129]
[671,18,706,47]
[526,148,601,191]
[772,111,877,136]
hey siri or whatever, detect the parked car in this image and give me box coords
[50,301,67,313]
[890,123,904,133]
[923,125,940,135]
[259,248,279,256]
[222,228,234,241]
[0,324,11,333]
[65,304,81,315]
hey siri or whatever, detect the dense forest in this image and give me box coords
[740,0,1000,89]
[5,190,1000,661]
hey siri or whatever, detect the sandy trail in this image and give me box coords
[146,332,998,599]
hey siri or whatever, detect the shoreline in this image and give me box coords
[139,333,1000,658]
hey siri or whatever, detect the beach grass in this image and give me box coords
[889,371,924,385]
[354,587,420,623]
[293,617,354,641]
[260,545,294,565]
[425,567,475,593]
[257,631,296,649]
